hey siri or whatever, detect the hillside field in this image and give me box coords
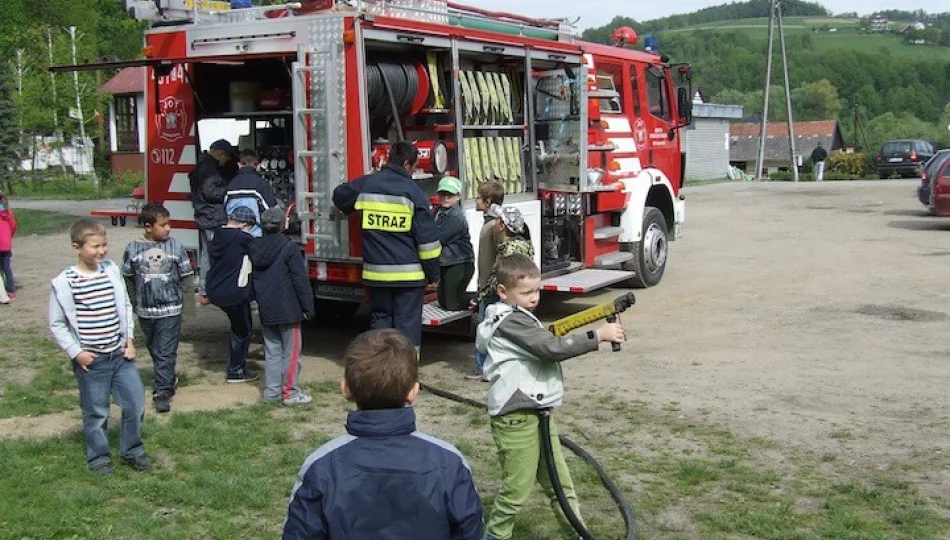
[657,17,950,61]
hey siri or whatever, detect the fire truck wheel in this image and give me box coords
[624,206,668,288]
[310,298,361,324]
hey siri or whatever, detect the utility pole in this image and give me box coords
[754,0,776,181]
[69,26,97,187]
[776,0,798,182]
[754,0,797,182]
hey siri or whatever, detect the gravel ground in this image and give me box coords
[5,179,948,467]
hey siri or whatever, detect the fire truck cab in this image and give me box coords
[119,0,692,327]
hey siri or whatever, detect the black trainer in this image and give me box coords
[122,454,155,471]
[226,370,260,384]
[91,463,114,476]
[153,390,172,414]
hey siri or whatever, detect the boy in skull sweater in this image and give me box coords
[121,203,193,413]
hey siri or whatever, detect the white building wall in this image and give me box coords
[685,117,732,181]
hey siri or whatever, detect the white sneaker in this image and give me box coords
[283,392,312,406]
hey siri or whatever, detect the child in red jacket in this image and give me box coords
[0,190,17,301]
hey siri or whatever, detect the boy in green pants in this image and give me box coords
[476,253,625,540]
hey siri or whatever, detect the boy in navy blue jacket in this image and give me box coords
[206,206,258,383]
[283,329,483,540]
[249,207,315,405]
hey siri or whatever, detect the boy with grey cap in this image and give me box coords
[249,207,315,405]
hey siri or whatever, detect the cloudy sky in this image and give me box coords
[469,1,946,30]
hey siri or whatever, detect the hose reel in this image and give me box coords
[365,56,430,141]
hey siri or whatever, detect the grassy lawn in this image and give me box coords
[13,209,82,237]
[9,172,142,201]
[2,328,949,538]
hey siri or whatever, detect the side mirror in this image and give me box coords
[677,87,692,125]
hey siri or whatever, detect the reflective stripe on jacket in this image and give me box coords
[333,164,442,287]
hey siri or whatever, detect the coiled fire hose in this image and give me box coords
[366,57,423,141]
[419,293,639,540]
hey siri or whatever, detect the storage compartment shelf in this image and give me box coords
[462,125,526,130]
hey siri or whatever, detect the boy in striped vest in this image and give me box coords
[49,219,153,476]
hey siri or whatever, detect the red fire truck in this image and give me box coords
[66,0,693,328]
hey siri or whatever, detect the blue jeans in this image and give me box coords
[221,303,253,377]
[73,349,146,470]
[0,251,13,293]
[474,301,487,371]
[139,315,182,395]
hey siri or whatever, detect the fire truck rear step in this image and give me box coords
[422,302,472,327]
[540,269,634,293]
[594,251,635,267]
[593,226,624,240]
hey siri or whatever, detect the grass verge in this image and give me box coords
[10,172,142,201]
[1,325,949,538]
[13,209,81,237]
[1,372,948,539]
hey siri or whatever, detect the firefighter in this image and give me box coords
[332,141,441,351]
[189,139,239,304]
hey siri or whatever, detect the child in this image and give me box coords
[434,176,475,311]
[207,205,259,383]
[472,205,534,309]
[121,202,194,413]
[48,218,154,476]
[225,149,279,238]
[248,207,315,405]
[283,329,484,540]
[0,189,17,301]
[467,181,504,379]
[476,253,624,540]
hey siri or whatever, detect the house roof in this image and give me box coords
[730,120,843,162]
[97,67,145,95]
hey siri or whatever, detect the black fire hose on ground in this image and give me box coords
[419,382,637,540]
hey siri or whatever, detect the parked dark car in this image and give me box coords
[918,149,950,205]
[876,139,934,179]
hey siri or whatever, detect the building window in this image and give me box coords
[646,66,671,122]
[114,95,139,152]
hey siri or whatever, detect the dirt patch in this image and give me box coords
[0,382,261,440]
[852,304,948,323]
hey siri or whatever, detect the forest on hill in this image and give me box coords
[582,4,950,152]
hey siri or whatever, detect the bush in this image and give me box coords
[827,152,870,176]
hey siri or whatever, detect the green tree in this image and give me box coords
[923,26,941,44]
[790,79,842,120]
[710,88,746,106]
[0,69,20,193]
[800,32,814,49]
